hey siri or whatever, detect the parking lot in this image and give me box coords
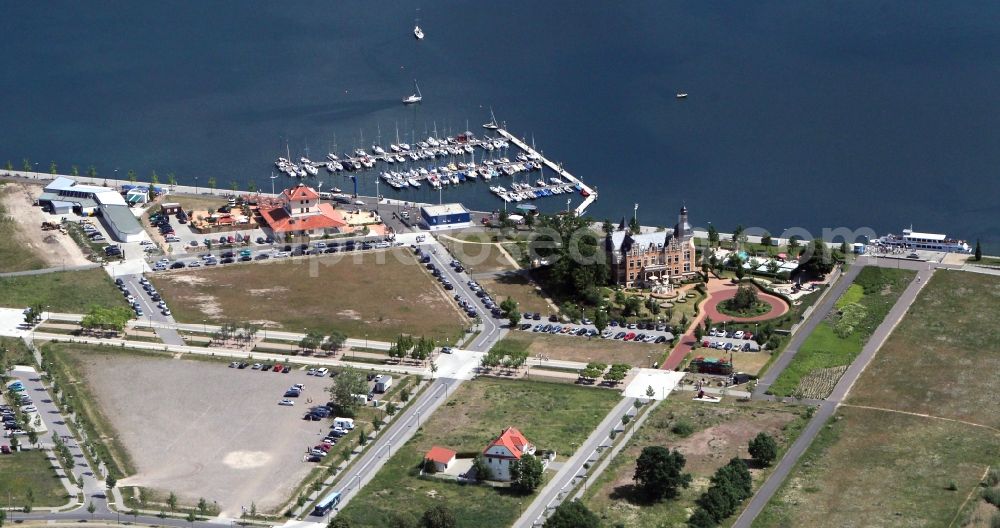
[78,353,336,516]
[516,316,677,344]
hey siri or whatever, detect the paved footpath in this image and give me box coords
[733,261,934,527]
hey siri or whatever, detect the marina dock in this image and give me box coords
[274,126,597,216]
[496,128,597,216]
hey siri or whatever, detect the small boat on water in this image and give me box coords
[403,80,422,104]
[676,93,688,99]
[414,25,424,40]
[483,107,499,130]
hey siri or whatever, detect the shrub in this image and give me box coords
[983,487,1000,507]
[672,420,695,437]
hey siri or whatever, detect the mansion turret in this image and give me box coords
[605,206,697,288]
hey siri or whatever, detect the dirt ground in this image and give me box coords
[585,399,805,528]
[0,181,90,268]
[78,353,326,516]
[478,274,556,315]
[151,249,467,343]
[692,348,772,375]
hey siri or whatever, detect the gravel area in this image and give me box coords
[79,354,334,516]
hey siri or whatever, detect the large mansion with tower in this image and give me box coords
[605,206,698,288]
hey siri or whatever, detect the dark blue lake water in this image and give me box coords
[2,1,998,250]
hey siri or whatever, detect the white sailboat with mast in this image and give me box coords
[403,79,422,104]
[482,107,499,130]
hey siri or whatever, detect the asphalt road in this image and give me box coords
[422,238,507,352]
[119,275,184,346]
[733,261,935,527]
[11,364,112,518]
[320,377,464,519]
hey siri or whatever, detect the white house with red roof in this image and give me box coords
[482,426,535,481]
[259,183,347,238]
[424,446,457,472]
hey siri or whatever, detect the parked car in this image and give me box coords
[278,399,295,406]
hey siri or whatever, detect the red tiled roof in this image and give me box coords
[259,203,346,233]
[282,183,319,201]
[425,446,456,465]
[483,427,531,459]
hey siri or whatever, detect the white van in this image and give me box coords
[315,367,330,377]
[333,417,355,430]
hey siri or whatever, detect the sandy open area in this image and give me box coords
[0,181,90,267]
[79,354,332,515]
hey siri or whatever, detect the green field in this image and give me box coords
[1,335,35,366]
[0,268,127,313]
[335,378,621,527]
[0,183,46,272]
[0,450,71,507]
[755,270,1000,527]
[584,399,808,528]
[767,267,914,397]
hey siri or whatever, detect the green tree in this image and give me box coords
[150,170,159,185]
[707,224,719,247]
[728,284,759,311]
[207,177,217,191]
[687,506,717,527]
[975,239,982,261]
[748,432,778,466]
[328,518,353,528]
[167,172,177,187]
[602,219,614,235]
[320,330,347,353]
[87,501,96,518]
[646,385,656,398]
[418,504,457,528]
[186,511,196,525]
[4,160,12,171]
[106,473,117,489]
[801,239,834,277]
[299,331,324,353]
[87,165,97,179]
[529,214,609,303]
[129,509,139,523]
[506,306,521,328]
[761,232,772,247]
[49,161,58,174]
[471,455,492,481]
[197,497,208,516]
[593,309,609,332]
[22,158,31,172]
[71,165,79,176]
[246,181,257,193]
[127,169,137,183]
[628,215,640,234]
[167,491,178,512]
[0,508,6,528]
[509,453,544,493]
[327,366,367,416]
[542,500,600,528]
[634,446,692,502]
[734,264,745,282]
[229,180,238,192]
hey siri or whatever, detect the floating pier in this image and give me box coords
[274,126,597,215]
[496,129,597,216]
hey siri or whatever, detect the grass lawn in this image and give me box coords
[584,398,808,528]
[0,184,46,272]
[439,232,519,275]
[0,268,128,313]
[151,249,466,343]
[479,274,554,316]
[498,331,669,367]
[1,335,36,366]
[755,270,1000,527]
[0,450,71,507]
[754,406,998,528]
[767,267,914,398]
[335,378,621,527]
